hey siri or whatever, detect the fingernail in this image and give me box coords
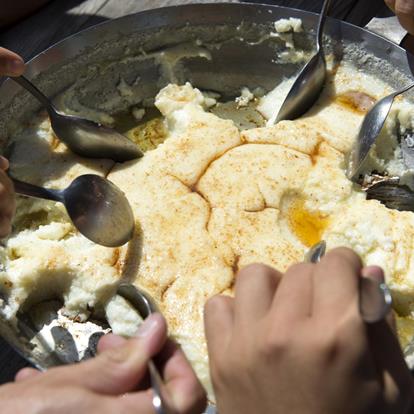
[7,59,24,76]
[361,266,385,283]
[135,314,161,338]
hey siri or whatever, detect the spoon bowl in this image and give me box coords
[275,0,331,123]
[365,179,414,212]
[51,112,143,162]
[116,283,173,414]
[12,76,143,162]
[12,174,135,247]
[116,283,159,318]
[348,82,414,181]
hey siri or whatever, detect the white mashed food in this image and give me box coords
[235,87,255,107]
[3,56,414,399]
[274,17,303,33]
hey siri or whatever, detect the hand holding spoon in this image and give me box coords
[347,82,414,181]
[306,241,392,323]
[12,174,134,247]
[12,76,143,162]
[275,0,332,123]
[117,283,174,414]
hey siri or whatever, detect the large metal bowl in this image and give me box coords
[0,0,413,392]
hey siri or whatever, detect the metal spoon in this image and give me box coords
[305,240,326,263]
[12,174,134,247]
[12,76,143,162]
[306,241,392,323]
[348,82,414,181]
[117,283,173,414]
[365,178,414,212]
[275,0,331,123]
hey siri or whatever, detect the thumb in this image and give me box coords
[363,267,414,409]
[0,47,25,77]
[50,313,167,395]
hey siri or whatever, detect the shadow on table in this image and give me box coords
[0,0,109,60]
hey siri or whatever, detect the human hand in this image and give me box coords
[205,248,414,414]
[0,47,24,77]
[385,0,414,34]
[0,156,15,238]
[3,313,206,414]
[0,48,24,237]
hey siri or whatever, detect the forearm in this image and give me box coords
[0,0,51,28]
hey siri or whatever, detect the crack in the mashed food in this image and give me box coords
[166,174,191,191]
[309,141,323,166]
[239,138,324,160]
[193,143,244,191]
[103,161,118,179]
[112,223,143,282]
[231,255,241,275]
[160,279,174,303]
[110,248,121,268]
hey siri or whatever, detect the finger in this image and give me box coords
[272,263,314,322]
[358,267,404,376]
[157,339,207,413]
[46,313,167,395]
[0,170,15,238]
[234,263,282,322]
[116,389,160,414]
[361,266,385,283]
[0,47,25,77]
[361,266,396,330]
[97,333,127,353]
[366,311,414,408]
[204,294,234,358]
[384,0,396,11]
[0,217,12,238]
[0,169,14,195]
[396,0,414,14]
[0,156,9,171]
[393,0,414,34]
[312,247,362,320]
[398,14,414,35]
[15,367,41,382]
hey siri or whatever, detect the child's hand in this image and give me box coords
[0,47,24,77]
[0,157,15,238]
[385,0,414,34]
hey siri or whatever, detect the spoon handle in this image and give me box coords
[395,81,414,97]
[11,177,62,202]
[316,0,332,52]
[12,76,57,114]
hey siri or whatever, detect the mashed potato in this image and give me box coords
[3,60,414,398]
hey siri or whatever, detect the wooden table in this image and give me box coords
[0,0,400,384]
